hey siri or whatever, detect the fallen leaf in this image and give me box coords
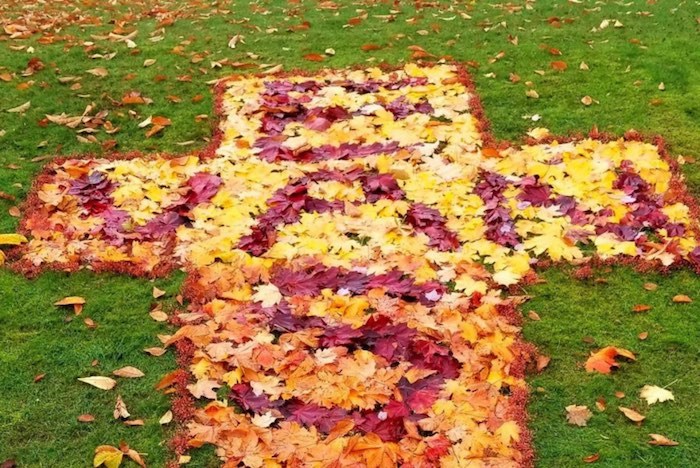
[0,233,28,245]
[658,82,665,91]
[550,60,567,71]
[7,101,31,113]
[93,445,123,468]
[54,296,86,306]
[640,385,674,405]
[580,62,590,71]
[595,397,606,412]
[643,282,658,291]
[615,391,626,399]
[144,347,167,356]
[86,67,109,78]
[78,376,117,390]
[143,59,156,67]
[77,413,95,423]
[33,373,46,383]
[124,419,144,426]
[648,433,679,446]
[638,331,649,340]
[672,294,692,303]
[114,395,130,419]
[585,346,636,374]
[525,89,539,99]
[619,406,645,422]
[152,286,166,298]
[581,96,593,106]
[228,34,245,49]
[565,405,593,426]
[632,304,652,313]
[159,410,173,425]
[149,309,168,322]
[113,366,145,378]
[536,355,551,371]
[303,53,325,62]
[583,453,600,463]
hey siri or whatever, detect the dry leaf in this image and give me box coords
[640,385,674,405]
[565,405,593,426]
[152,286,166,298]
[525,89,539,99]
[149,309,168,322]
[536,355,551,371]
[78,376,117,390]
[143,59,156,67]
[638,331,649,340]
[77,413,95,423]
[124,419,144,426]
[585,346,636,374]
[583,453,600,463]
[114,395,130,419]
[87,67,109,77]
[113,366,145,378]
[7,101,31,113]
[581,96,593,106]
[632,304,652,313]
[643,282,657,291]
[619,406,645,422]
[144,347,167,356]
[54,296,86,306]
[672,294,692,303]
[159,410,173,425]
[648,433,679,446]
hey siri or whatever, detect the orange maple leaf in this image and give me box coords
[585,346,636,374]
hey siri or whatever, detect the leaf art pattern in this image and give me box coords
[8,63,700,467]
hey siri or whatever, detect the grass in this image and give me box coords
[0,0,699,466]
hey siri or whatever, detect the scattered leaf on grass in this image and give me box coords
[77,413,95,423]
[583,453,600,463]
[536,355,550,371]
[672,294,692,303]
[525,89,539,99]
[632,304,652,313]
[124,419,144,427]
[159,410,173,425]
[113,366,145,378]
[54,296,86,306]
[152,286,166,298]
[619,406,645,422]
[303,53,325,62]
[86,67,109,78]
[93,446,123,468]
[638,331,649,340]
[565,405,592,426]
[648,433,679,446]
[149,308,168,322]
[581,96,593,106]
[78,376,117,390]
[585,346,636,374]
[144,347,167,356]
[643,282,658,291]
[33,373,46,383]
[7,101,30,113]
[640,385,674,405]
[114,395,130,419]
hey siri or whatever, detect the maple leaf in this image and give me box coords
[187,379,221,399]
[585,346,636,374]
[565,405,592,426]
[639,385,674,405]
[346,433,399,468]
[252,283,282,307]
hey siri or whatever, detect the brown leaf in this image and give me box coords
[643,282,658,291]
[33,373,46,383]
[8,206,20,217]
[144,347,167,356]
[114,395,130,419]
[614,391,626,399]
[632,304,652,313]
[84,318,97,329]
[113,366,145,378]
[77,413,95,423]
[86,67,109,78]
[672,294,692,303]
[638,331,649,340]
[648,433,679,446]
[565,404,593,426]
[528,310,541,321]
[7,101,31,113]
[536,355,551,372]
[581,95,593,106]
[525,89,539,99]
[78,376,117,390]
[619,406,645,422]
[124,419,144,426]
[595,397,606,412]
[583,453,600,463]
[152,286,166,298]
[149,309,168,322]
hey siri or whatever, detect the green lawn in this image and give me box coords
[1,0,699,466]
